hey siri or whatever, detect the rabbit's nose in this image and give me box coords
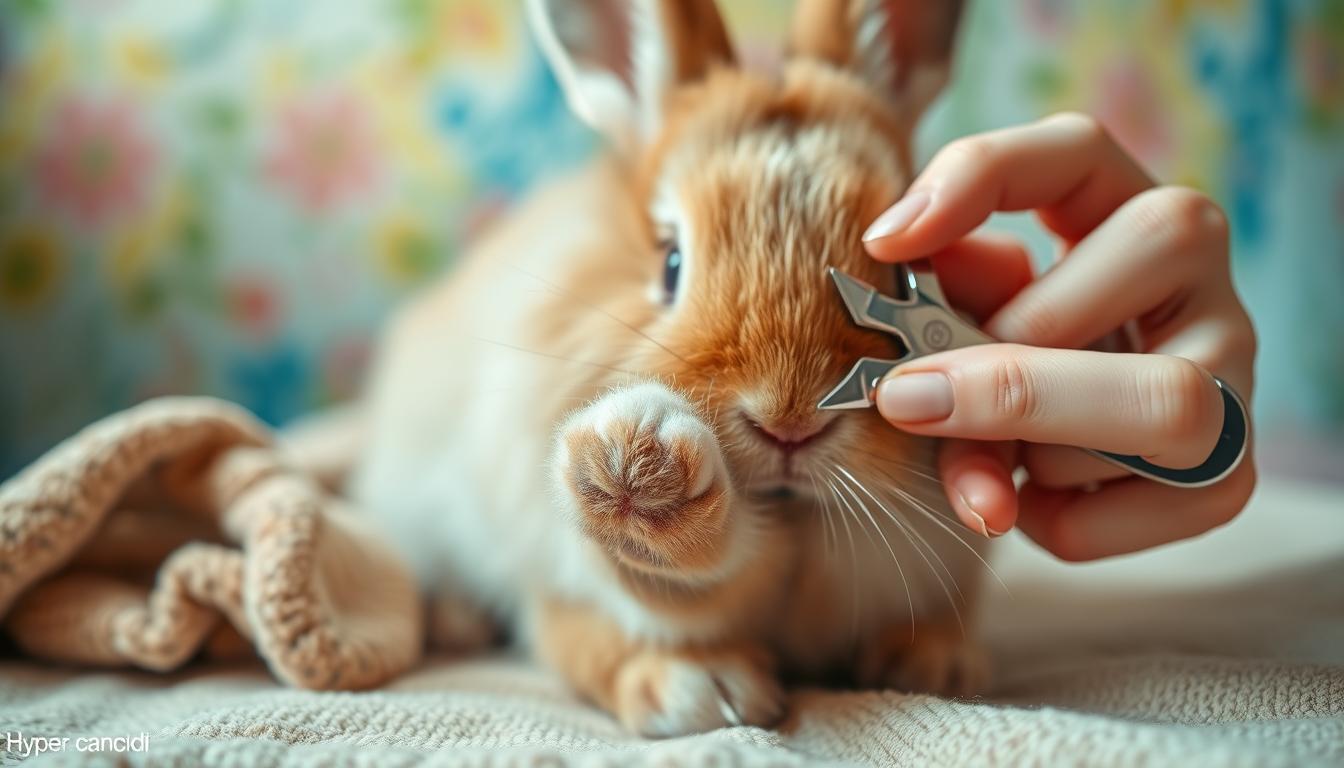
[740,413,834,456]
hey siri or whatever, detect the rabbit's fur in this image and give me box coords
[354,0,987,736]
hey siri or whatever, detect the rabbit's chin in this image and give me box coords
[741,477,812,501]
[739,465,830,502]
[731,445,837,500]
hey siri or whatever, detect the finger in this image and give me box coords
[1021,443,1130,489]
[928,234,1035,323]
[863,112,1154,261]
[875,345,1225,469]
[1014,461,1257,561]
[937,439,1018,537]
[1147,295,1258,399]
[984,186,1231,348]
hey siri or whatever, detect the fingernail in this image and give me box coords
[964,510,1009,538]
[955,468,1008,538]
[862,190,931,242]
[876,372,953,423]
[963,505,991,538]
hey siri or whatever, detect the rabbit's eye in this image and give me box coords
[661,240,682,303]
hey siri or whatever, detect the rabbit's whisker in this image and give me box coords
[882,478,1010,597]
[472,337,641,376]
[824,474,862,639]
[505,263,690,365]
[842,464,965,636]
[829,465,915,641]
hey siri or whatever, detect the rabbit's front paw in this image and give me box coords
[556,383,731,574]
[614,647,785,737]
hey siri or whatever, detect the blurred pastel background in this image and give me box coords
[1,0,1341,481]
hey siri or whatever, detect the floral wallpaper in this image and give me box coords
[0,0,1341,478]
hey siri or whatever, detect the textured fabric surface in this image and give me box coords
[0,397,421,692]
[2,476,1341,767]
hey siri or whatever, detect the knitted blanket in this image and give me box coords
[1,398,1342,766]
[0,397,422,691]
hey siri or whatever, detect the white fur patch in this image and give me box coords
[567,381,727,512]
[548,381,751,644]
[657,411,720,499]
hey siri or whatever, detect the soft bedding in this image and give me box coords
[1,399,1341,766]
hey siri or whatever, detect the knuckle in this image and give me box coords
[990,353,1041,426]
[1132,187,1229,257]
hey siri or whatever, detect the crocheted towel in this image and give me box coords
[0,397,421,690]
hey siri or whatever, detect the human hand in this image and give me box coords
[863,112,1257,561]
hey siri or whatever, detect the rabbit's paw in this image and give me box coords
[614,648,785,737]
[556,383,731,574]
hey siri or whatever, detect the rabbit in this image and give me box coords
[352,0,989,737]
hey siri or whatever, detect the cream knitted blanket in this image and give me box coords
[1,399,1341,766]
[0,398,422,691]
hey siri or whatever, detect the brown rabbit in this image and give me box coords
[352,0,989,736]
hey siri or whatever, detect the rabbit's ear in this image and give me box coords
[788,0,963,123]
[528,0,735,151]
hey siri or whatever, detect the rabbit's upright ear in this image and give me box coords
[789,0,963,123]
[528,0,735,151]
